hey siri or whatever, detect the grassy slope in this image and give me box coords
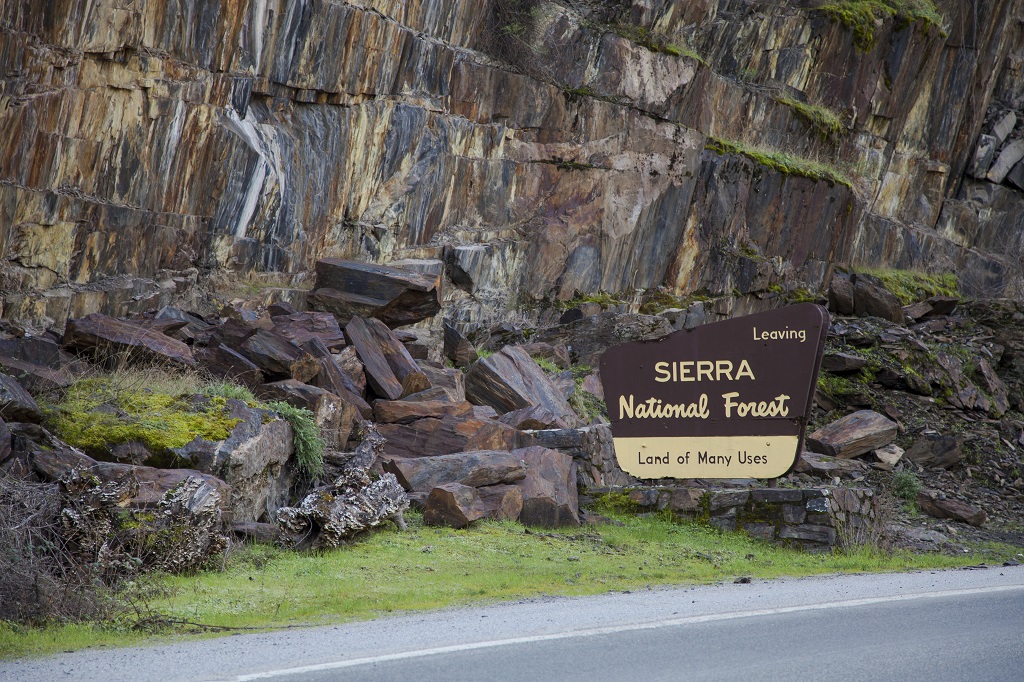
[4,511,1014,660]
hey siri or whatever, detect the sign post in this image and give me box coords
[599,304,829,479]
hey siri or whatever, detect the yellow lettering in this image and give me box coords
[619,394,635,419]
[697,361,714,381]
[680,361,694,381]
[654,362,670,383]
[736,359,755,380]
[715,360,733,381]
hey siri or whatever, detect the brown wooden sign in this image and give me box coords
[599,304,829,479]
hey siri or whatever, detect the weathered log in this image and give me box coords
[63,313,195,367]
[0,373,42,423]
[275,432,408,549]
[239,329,320,383]
[465,346,580,426]
[344,316,404,400]
[194,343,264,389]
[364,317,430,397]
[515,446,580,527]
[422,483,488,529]
[309,259,442,327]
[382,450,527,492]
[806,410,898,459]
[373,400,473,424]
[271,312,347,351]
[478,484,523,521]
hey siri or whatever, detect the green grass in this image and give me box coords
[857,268,959,305]
[706,137,853,188]
[819,1,945,50]
[605,23,705,63]
[2,511,1013,660]
[263,401,325,479]
[775,96,845,138]
[889,471,922,502]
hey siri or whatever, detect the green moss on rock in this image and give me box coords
[45,378,240,458]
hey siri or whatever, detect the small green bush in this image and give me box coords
[889,470,922,502]
[775,96,845,139]
[265,401,325,479]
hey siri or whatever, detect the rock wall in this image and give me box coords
[2,1,1024,330]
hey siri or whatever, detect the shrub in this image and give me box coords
[264,401,325,479]
[889,470,922,502]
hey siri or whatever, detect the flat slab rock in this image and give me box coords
[917,490,986,527]
[377,417,519,457]
[383,450,527,493]
[309,258,441,328]
[63,313,196,367]
[806,410,897,459]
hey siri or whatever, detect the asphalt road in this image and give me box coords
[3,566,1022,682]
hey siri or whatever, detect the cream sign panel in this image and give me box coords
[599,304,829,479]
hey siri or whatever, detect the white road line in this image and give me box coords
[225,583,1024,681]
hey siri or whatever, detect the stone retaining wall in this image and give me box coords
[532,424,879,552]
[583,485,878,552]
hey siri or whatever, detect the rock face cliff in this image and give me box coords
[2,1,1024,330]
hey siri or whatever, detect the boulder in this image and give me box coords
[300,337,372,417]
[515,446,580,527]
[373,399,474,424]
[872,444,905,466]
[987,138,1024,184]
[904,434,964,469]
[0,333,62,368]
[271,312,346,351]
[171,399,295,523]
[443,322,478,368]
[0,356,75,394]
[852,276,905,323]
[519,342,571,370]
[0,373,42,423]
[422,483,488,528]
[382,450,527,492]
[794,451,870,480]
[194,343,264,389]
[465,346,580,426]
[828,273,855,315]
[239,329,320,383]
[917,490,986,527]
[478,484,524,521]
[418,364,465,402]
[967,134,997,177]
[334,346,368,395]
[821,352,869,374]
[377,417,519,457]
[63,313,195,367]
[345,316,428,400]
[806,410,898,459]
[308,258,441,327]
